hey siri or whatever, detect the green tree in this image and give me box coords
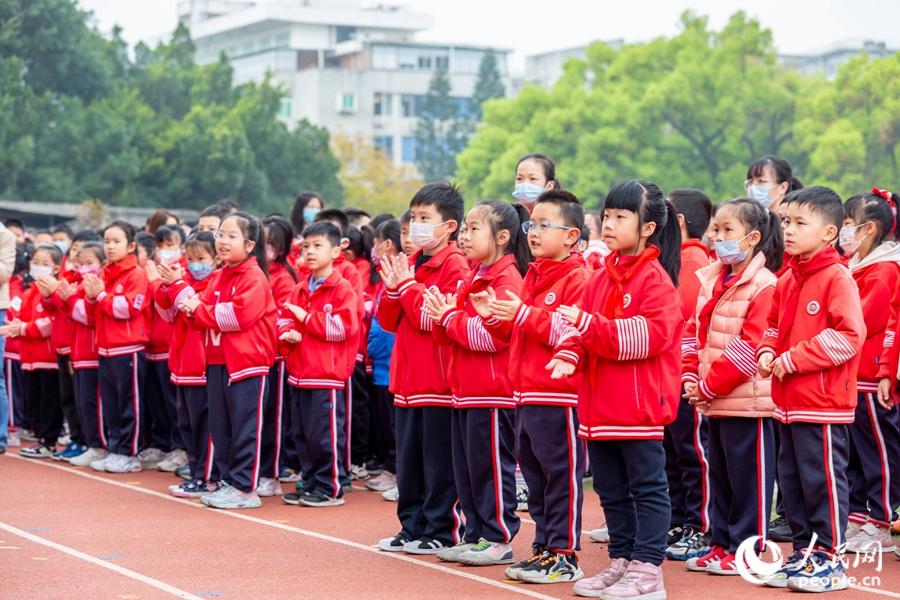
[414,68,469,181]
[471,49,505,121]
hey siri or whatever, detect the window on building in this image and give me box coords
[435,55,449,70]
[401,136,419,163]
[278,97,292,118]
[338,93,356,113]
[401,94,415,117]
[275,31,289,47]
[418,56,432,69]
[336,26,357,44]
[373,92,393,116]
[374,136,394,158]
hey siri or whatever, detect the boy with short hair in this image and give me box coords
[376,182,470,554]
[279,222,360,507]
[757,186,865,592]
[665,188,714,560]
[487,190,589,583]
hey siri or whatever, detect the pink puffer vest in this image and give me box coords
[695,253,777,418]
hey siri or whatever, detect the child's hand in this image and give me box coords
[877,378,894,410]
[56,279,74,301]
[683,382,698,398]
[488,290,523,322]
[545,358,576,379]
[284,302,308,323]
[157,263,181,285]
[379,255,400,289]
[757,351,774,377]
[556,304,582,326]
[279,330,302,344]
[392,253,415,283]
[469,288,496,319]
[423,286,454,321]
[34,275,59,297]
[771,356,787,380]
[82,274,104,299]
[179,295,201,316]
[146,260,161,283]
[0,320,20,337]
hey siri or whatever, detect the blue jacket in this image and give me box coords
[367,291,395,386]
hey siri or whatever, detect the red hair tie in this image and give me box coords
[873,186,897,235]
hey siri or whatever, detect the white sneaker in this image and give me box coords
[381,486,398,502]
[7,430,20,447]
[365,472,397,492]
[105,454,142,473]
[845,520,864,542]
[456,539,514,566]
[137,447,165,468]
[157,449,188,472]
[256,477,283,497]
[201,482,237,506]
[208,489,262,509]
[91,453,118,472]
[349,464,369,480]
[436,542,477,562]
[845,522,896,553]
[588,525,610,543]
[70,447,108,467]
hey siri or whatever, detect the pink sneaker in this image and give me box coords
[595,560,665,600]
[573,557,630,597]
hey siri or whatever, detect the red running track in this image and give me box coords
[1,453,897,600]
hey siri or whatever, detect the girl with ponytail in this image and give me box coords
[548,179,684,597]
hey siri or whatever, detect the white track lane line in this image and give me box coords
[0,520,204,600]
[4,455,558,600]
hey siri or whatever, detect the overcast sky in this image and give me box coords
[77,0,900,70]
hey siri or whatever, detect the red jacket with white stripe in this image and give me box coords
[279,270,360,389]
[45,270,81,356]
[146,279,175,362]
[847,243,900,390]
[377,243,470,407]
[554,253,683,441]
[5,276,24,361]
[757,247,865,424]
[433,254,523,408]
[17,286,57,371]
[156,275,210,385]
[190,258,277,383]
[87,255,150,357]
[67,285,99,370]
[679,240,711,323]
[268,261,297,362]
[489,253,587,407]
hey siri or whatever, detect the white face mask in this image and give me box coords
[157,248,182,265]
[30,264,53,279]
[747,184,773,208]
[839,223,869,256]
[409,221,448,250]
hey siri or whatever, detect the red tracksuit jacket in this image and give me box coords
[45,269,81,356]
[156,274,211,385]
[17,286,57,371]
[377,243,469,407]
[5,276,24,361]
[490,253,587,407]
[555,253,683,440]
[87,255,150,357]
[279,270,360,388]
[190,258,277,383]
[433,254,523,408]
[757,247,866,423]
[146,279,175,362]
[68,285,99,370]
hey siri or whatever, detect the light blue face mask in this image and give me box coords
[715,233,752,266]
[188,262,214,281]
[747,185,773,208]
[512,182,546,202]
[54,241,70,254]
[303,207,320,223]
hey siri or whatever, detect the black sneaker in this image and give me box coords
[298,490,345,507]
[505,546,546,580]
[667,525,685,547]
[517,550,584,583]
[769,516,793,543]
[378,533,409,552]
[282,492,305,506]
[665,528,710,561]
[402,536,448,555]
[20,444,54,459]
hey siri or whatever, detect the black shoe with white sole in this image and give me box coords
[298,491,345,507]
[403,536,448,555]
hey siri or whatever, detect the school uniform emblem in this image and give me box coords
[806,301,820,315]
[115,284,124,293]
[544,292,557,305]
[133,294,145,310]
[623,293,632,308]
[36,304,44,313]
[324,303,333,314]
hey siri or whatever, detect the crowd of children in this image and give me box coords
[2,152,899,599]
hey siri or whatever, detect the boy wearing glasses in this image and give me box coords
[485,189,590,583]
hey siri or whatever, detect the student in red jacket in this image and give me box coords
[257,216,297,497]
[142,225,186,473]
[664,188,714,560]
[550,180,683,599]
[4,255,27,445]
[375,183,470,554]
[278,222,360,507]
[757,187,865,591]
[485,190,588,583]
[81,222,150,474]
[839,189,900,554]
[156,232,217,498]
[6,245,64,459]
[179,212,277,510]
[65,242,109,468]
[421,201,528,566]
